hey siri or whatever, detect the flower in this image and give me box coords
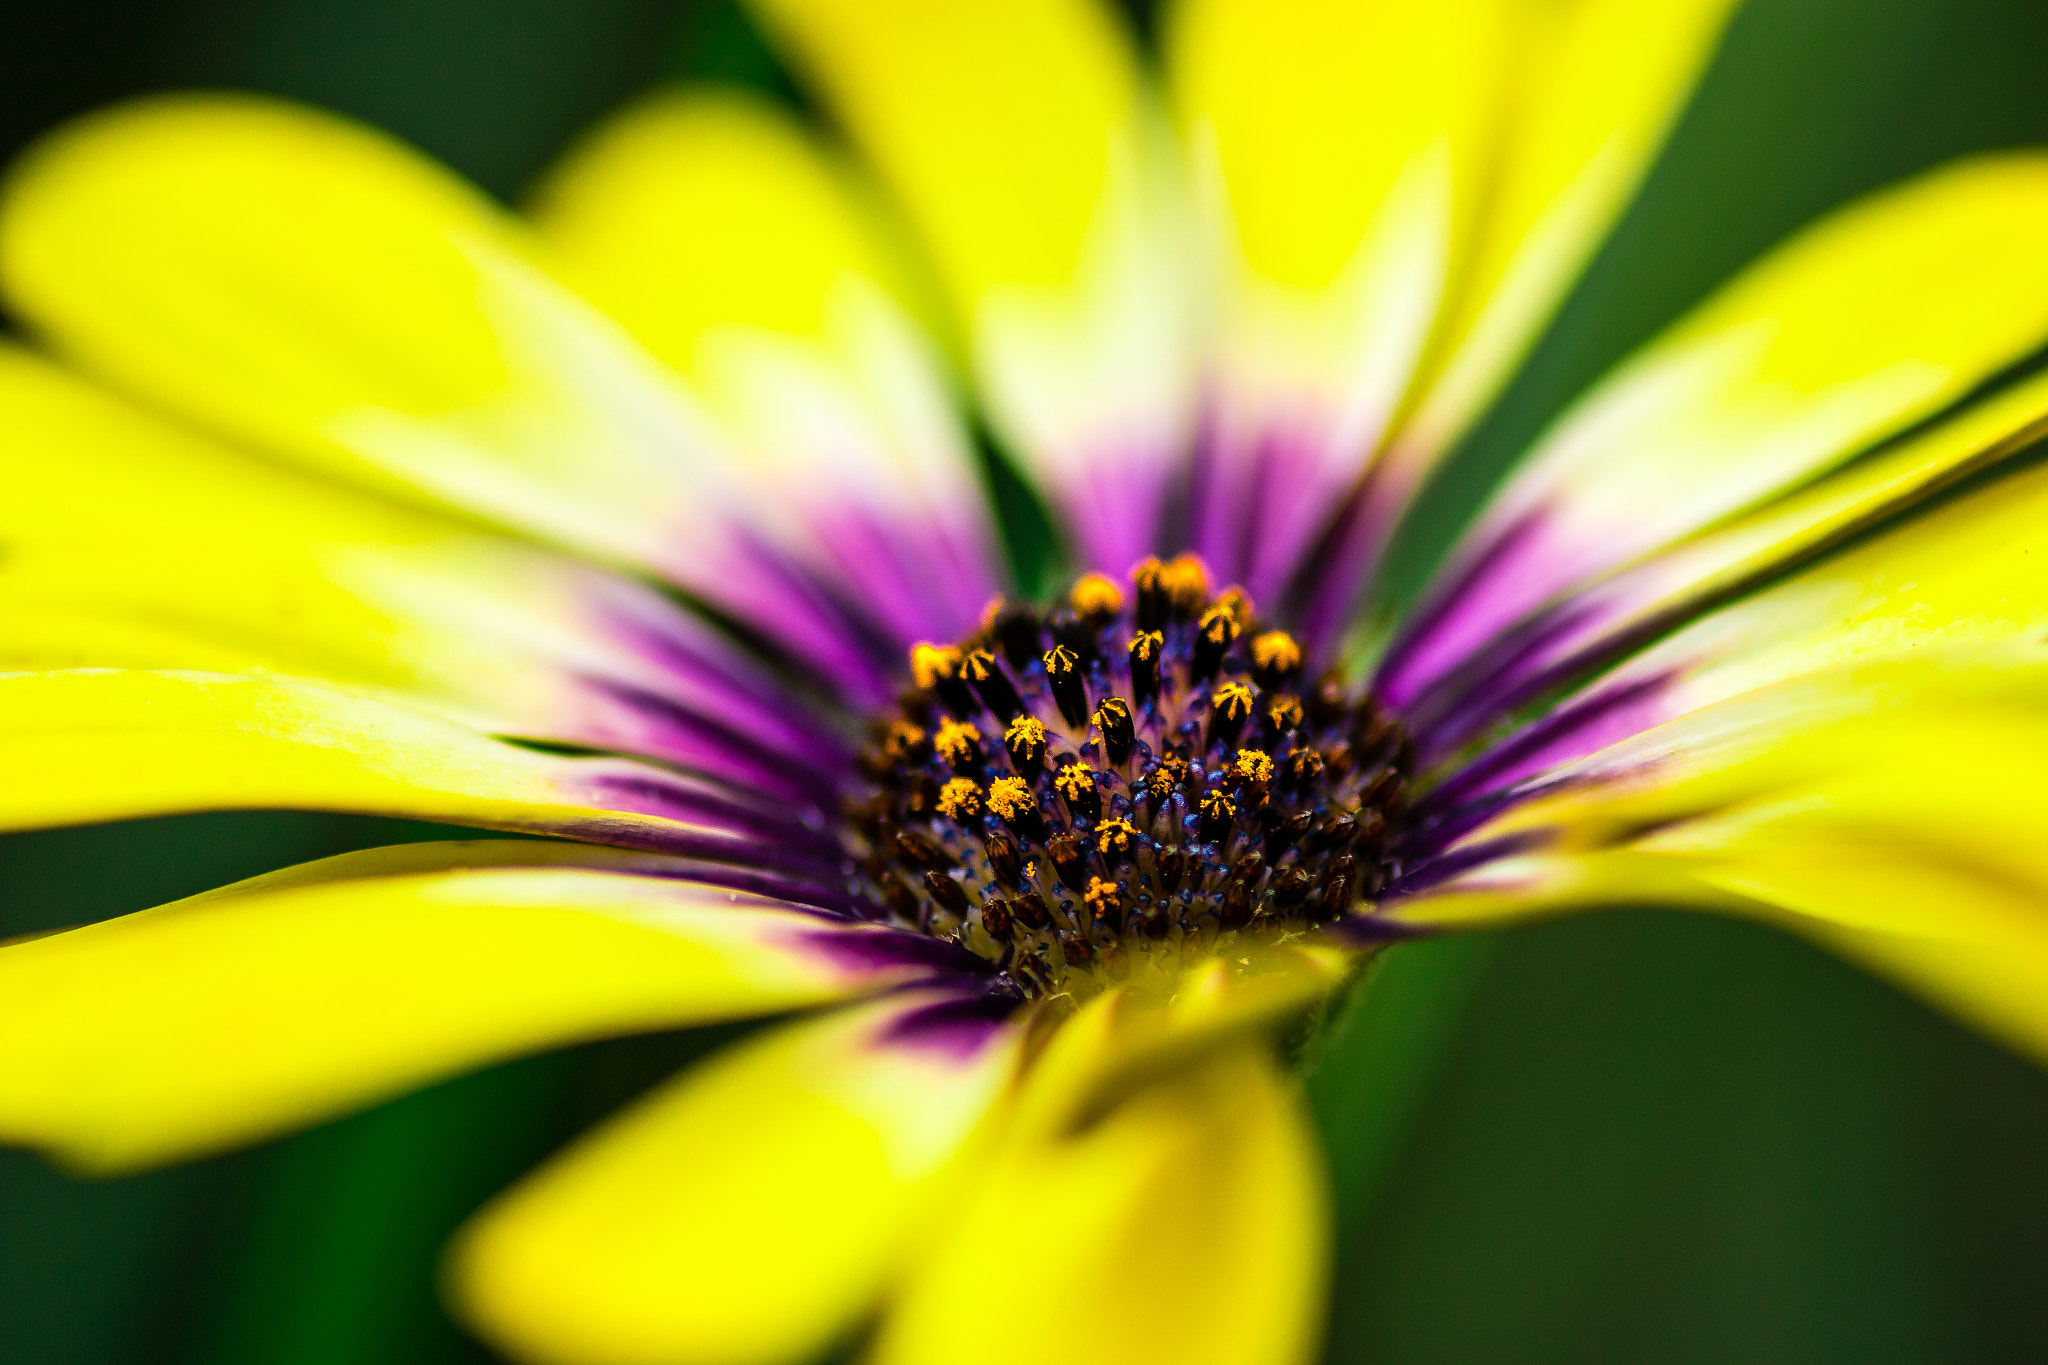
[8,2,2048,1363]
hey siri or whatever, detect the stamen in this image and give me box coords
[851,556,1413,1005]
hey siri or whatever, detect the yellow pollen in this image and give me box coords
[1287,747,1324,782]
[1148,754,1188,798]
[1092,697,1130,729]
[1130,629,1162,662]
[1131,556,1166,595]
[1201,790,1236,823]
[1023,858,1039,882]
[1267,696,1303,730]
[1070,572,1124,620]
[1005,714,1046,750]
[1085,877,1121,912]
[938,777,983,820]
[910,642,962,690]
[934,717,982,765]
[1054,765,1097,802]
[1216,587,1255,631]
[1163,553,1210,614]
[1233,749,1274,786]
[963,648,999,681]
[1251,631,1302,672]
[1198,602,1241,646]
[987,777,1034,820]
[1096,817,1138,857]
[1212,681,1257,720]
[882,721,926,762]
[979,597,1007,632]
[1043,644,1078,676]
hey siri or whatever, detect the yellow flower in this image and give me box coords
[10,3,2048,1365]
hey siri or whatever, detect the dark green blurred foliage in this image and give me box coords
[5,1,2048,1362]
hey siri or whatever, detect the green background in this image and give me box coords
[5,1,2048,1361]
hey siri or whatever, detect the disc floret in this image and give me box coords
[848,555,1411,1004]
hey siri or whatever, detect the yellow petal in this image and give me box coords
[452,991,1019,1365]
[1384,153,2048,705]
[1166,0,1510,592]
[531,88,1003,640]
[0,863,947,1171]
[1389,0,1744,482]
[0,94,886,685]
[0,345,839,794]
[874,1040,1327,1365]
[0,668,793,857]
[1397,649,2048,1064]
[746,0,1196,570]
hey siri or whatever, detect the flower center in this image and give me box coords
[846,555,1411,1005]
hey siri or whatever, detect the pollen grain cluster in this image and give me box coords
[846,557,1411,1004]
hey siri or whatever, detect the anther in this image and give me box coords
[1043,645,1089,728]
[1190,603,1240,682]
[1011,891,1051,930]
[911,643,975,717]
[1198,790,1237,844]
[1231,749,1274,801]
[1266,809,1315,860]
[1045,607,1097,661]
[1070,573,1124,627]
[1085,876,1124,933]
[1360,765,1404,814]
[1004,715,1048,781]
[1095,817,1138,864]
[963,649,1024,721]
[924,870,972,917]
[1093,697,1135,765]
[893,829,956,870]
[980,898,1014,941]
[1163,554,1210,620]
[1281,746,1324,792]
[985,830,1024,888]
[1053,763,1102,825]
[881,875,920,921]
[987,777,1047,842]
[1208,682,1257,752]
[1218,877,1253,930]
[882,721,930,765]
[1262,695,1303,744]
[1271,867,1313,914]
[1251,631,1303,690]
[1060,931,1094,965]
[1128,630,1163,710]
[1146,753,1188,802]
[934,717,984,771]
[1047,833,1091,894]
[937,777,982,822]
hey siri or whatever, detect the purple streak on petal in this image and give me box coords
[1417,670,1681,816]
[1287,460,1407,664]
[1058,441,1174,576]
[1187,410,1344,600]
[589,579,854,764]
[1377,504,1587,708]
[576,675,848,806]
[570,857,869,917]
[806,501,1004,646]
[1385,828,1556,899]
[588,769,843,855]
[872,987,1023,1061]
[1395,595,1607,766]
[1318,911,1437,946]
[547,816,816,868]
[779,921,994,980]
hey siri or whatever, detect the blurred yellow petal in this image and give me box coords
[875,1040,1327,1365]
[747,0,1195,570]
[1384,153,2048,705]
[0,94,887,685]
[1398,650,2048,1064]
[1389,0,1743,484]
[0,668,793,858]
[453,991,1018,1365]
[531,89,1002,640]
[0,345,837,793]
[1166,0,1510,593]
[0,864,944,1171]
